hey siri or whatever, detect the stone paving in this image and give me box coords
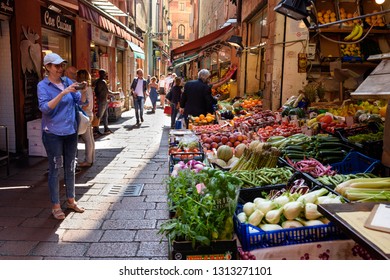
[0,108,171,259]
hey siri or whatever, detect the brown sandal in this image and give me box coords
[52,208,65,220]
[67,202,85,213]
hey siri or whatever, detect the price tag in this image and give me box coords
[309,112,318,119]
[290,115,298,121]
[275,112,282,122]
[345,116,354,127]
[301,125,308,133]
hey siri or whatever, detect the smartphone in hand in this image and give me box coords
[74,82,87,90]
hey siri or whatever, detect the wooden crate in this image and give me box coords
[361,0,387,28]
[315,0,339,26]
[338,0,361,28]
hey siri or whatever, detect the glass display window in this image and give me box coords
[41,28,71,64]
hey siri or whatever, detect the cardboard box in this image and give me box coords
[319,35,341,58]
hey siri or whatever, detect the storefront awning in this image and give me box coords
[127,41,145,60]
[172,53,199,68]
[171,25,234,59]
[79,0,142,45]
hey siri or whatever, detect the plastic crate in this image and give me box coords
[233,204,347,251]
[330,151,380,174]
[336,123,383,160]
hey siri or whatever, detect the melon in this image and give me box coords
[217,145,233,162]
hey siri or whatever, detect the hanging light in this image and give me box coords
[274,0,310,20]
[167,20,172,33]
[375,0,385,4]
[227,35,244,49]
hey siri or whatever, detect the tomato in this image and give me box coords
[319,115,333,124]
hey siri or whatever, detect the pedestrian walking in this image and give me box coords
[76,69,95,168]
[37,53,86,220]
[130,68,148,125]
[158,74,166,108]
[94,69,112,135]
[179,69,217,128]
[167,76,183,128]
[148,76,159,113]
[64,66,77,82]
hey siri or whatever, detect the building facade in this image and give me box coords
[0,0,145,156]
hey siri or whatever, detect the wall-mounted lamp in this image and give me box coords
[227,35,244,49]
[167,20,172,34]
[274,0,310,21]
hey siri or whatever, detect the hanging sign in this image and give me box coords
[91,25,115,47]
[41,7,74,35]
[0,0,14,15]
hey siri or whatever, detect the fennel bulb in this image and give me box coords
[255,200,276,214]
[248,209,264,227]
[243,202,256,216]
[283,201,304,220]
[265,208,283,224]
[259,224,283,231]
[237,212,247,223]
[304,203,323,220]
[281,220,304,229]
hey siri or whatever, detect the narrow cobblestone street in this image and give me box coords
[0,108,171,259]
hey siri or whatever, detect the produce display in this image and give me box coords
[160,168,243,247]
[164,94,388,259]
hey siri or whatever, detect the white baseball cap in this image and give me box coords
[43,53,67,65]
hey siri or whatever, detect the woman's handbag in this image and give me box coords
[75,105,90,135]
[164,105,172,115]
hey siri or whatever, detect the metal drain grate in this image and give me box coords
[101,184,144,196]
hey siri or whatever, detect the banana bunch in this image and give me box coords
[344,24,363,41]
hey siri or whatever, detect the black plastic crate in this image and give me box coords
[170,239,238,260]
[238,172,320,204]
[336,123,383,160]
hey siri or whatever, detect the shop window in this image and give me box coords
[250,9,268,47]
[41,28,71,64]
[179,2,185,11]
[178,24,185,40]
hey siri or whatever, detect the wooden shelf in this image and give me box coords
[311,27,390,34]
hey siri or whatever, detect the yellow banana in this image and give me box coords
[351,24,363,41]
[344,24,359,41]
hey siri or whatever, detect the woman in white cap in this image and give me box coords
[37,53,87,220]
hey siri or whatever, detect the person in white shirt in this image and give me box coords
[130,69,148,125]
[158,74,166,107]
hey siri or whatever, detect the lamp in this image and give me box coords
[375,0,385,4]
[274,0,310,20]
[167,20,172,33]
[227,35,244,49]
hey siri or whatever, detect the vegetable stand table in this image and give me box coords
[238,239,366,260]
[318,202,390,260]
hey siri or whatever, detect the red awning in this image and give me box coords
[171,25,235,59]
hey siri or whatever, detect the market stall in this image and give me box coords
[159,82,389,260]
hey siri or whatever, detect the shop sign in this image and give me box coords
[0,0,14,15]
[41,7,73,35]
[91,25,114,48]
[116,37,126,50]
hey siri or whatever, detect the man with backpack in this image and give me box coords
[130,69,148,126]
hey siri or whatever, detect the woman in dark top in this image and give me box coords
[167,77,183,128]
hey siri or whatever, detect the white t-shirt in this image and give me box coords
[134,79,144,97]
[158,79,165,88]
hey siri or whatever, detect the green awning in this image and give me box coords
[127,41,145,60]
[172,54,198,68]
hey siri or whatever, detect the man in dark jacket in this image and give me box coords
[94,69,112,135]
[179,69,217,127]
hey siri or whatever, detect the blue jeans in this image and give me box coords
[42,131,78,204]
[133,96,144,122]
